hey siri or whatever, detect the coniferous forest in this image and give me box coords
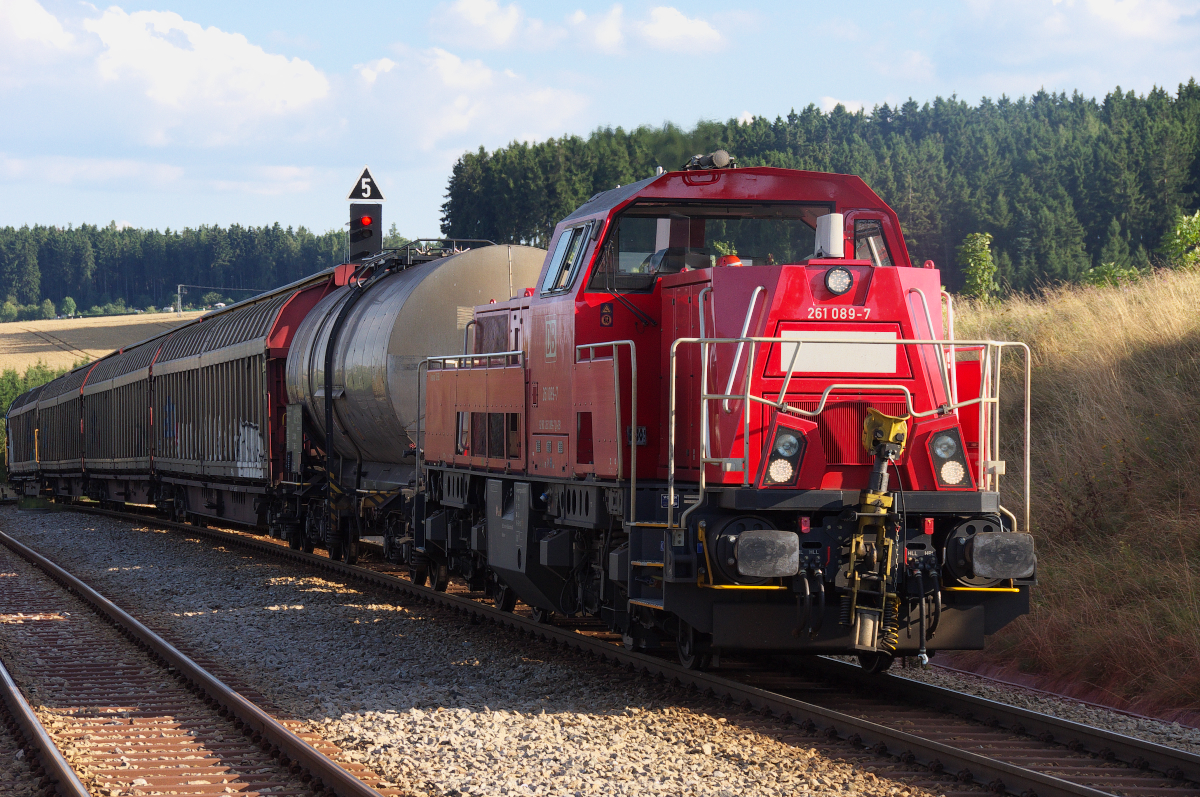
[0,223,348,318]
[441,83,1200,291]
[1,83,1198,309]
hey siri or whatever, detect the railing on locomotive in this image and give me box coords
[665,335,1031,536]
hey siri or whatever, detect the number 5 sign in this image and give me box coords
[346,166,386,201]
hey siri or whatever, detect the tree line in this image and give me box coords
[440,82,1200,292]
[0,223,351,316]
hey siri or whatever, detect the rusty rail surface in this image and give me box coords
[0,527,387,797]
[66,505,1200,797]
[0,655,91,797]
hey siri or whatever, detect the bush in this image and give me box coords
[957,232,998,300]
[1162,210,1200,269]
[60,296,76,316]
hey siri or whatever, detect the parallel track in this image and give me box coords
[57,506,1200,797]
[0,528,395,797]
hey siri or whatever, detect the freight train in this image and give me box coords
[5,155,1036,672]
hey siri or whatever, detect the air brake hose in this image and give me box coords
[915,571,929,666]
[792,573,811,638]
[929,574,942,637]
[810,576,825,639]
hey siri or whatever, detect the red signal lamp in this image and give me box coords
[359,215,373,226]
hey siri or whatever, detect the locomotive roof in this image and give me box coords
[562,166,893,223]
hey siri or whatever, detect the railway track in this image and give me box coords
[51,505,1200,797]
[0,528,397,797]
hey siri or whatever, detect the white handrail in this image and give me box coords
[667,334,1031,534]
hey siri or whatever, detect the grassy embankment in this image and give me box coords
[956,269,1200,718]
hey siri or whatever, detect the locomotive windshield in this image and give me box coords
[587,201,831,292]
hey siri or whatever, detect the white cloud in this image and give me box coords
[820,97,864,114]
[209,166,316,196]
[433,0,522,46]
[430,0,564,49]
[427,48,494,91]
[571,5,625,53]
[1081,0,1200,39]
[357,57,397,84]
[0,153,184,186]
[737,111,755,125]
[0,0,73,49]
[363,45,588,151]
[82,8,329,120]
[635,7,722,51]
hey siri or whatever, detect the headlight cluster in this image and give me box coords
[824,266,854,296]
[928,428,972,488]
[762,425,806,487]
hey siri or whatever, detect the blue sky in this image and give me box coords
[2,0,1198,237]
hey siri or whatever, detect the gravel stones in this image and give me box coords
[893,662,1200,754]
[0,507,955,796]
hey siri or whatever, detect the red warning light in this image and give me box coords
[359,216,373,226]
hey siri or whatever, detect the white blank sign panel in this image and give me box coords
[778,330,899,374]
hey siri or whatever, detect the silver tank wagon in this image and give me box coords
[286,245,545,488]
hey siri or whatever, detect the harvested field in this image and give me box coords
[0,312,203,372]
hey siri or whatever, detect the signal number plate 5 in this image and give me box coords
[808,306,870,320]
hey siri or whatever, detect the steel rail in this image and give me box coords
[0,528,385,797]
[64,505,1200,797]
[0,656,90,797]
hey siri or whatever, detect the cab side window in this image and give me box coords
[540,224,592,295]
[854,219,894,268]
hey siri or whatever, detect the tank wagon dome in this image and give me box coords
[286,244,545,466]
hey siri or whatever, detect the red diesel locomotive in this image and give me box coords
[416,153,1035,670]
[6,154,1035,671]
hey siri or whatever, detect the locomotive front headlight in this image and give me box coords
[774,432,800,458]
[940,460,966,485]
[927,427,972,489]
[768,458,795,483]
[760,423,807,487]
[824,267,854,296]
[932,433,957,459]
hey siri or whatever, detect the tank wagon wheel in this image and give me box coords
[857,651,895,674]
[302,537,315,554]
[494,581,517,612]
[676,620,712,670]
[287,531,302,551]
[431,563,450,592]
[530,606,553,624]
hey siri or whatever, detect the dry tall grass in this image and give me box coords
[956,270,1200,716]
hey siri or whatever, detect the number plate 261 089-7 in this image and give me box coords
[807,306,871,321]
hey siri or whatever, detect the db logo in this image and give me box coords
[544,317,557,362]
[599,302,614,327]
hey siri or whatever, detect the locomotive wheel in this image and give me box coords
[302,536,315,554]
[857,651,895,674]
[676,621,712,670]
[411,563,429,587]
[432,563,450,592]
[343,540,358,566]
[494,581,517,612]
[530,606,553,624]
[328,539,343,562]
[287,532,301,550]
